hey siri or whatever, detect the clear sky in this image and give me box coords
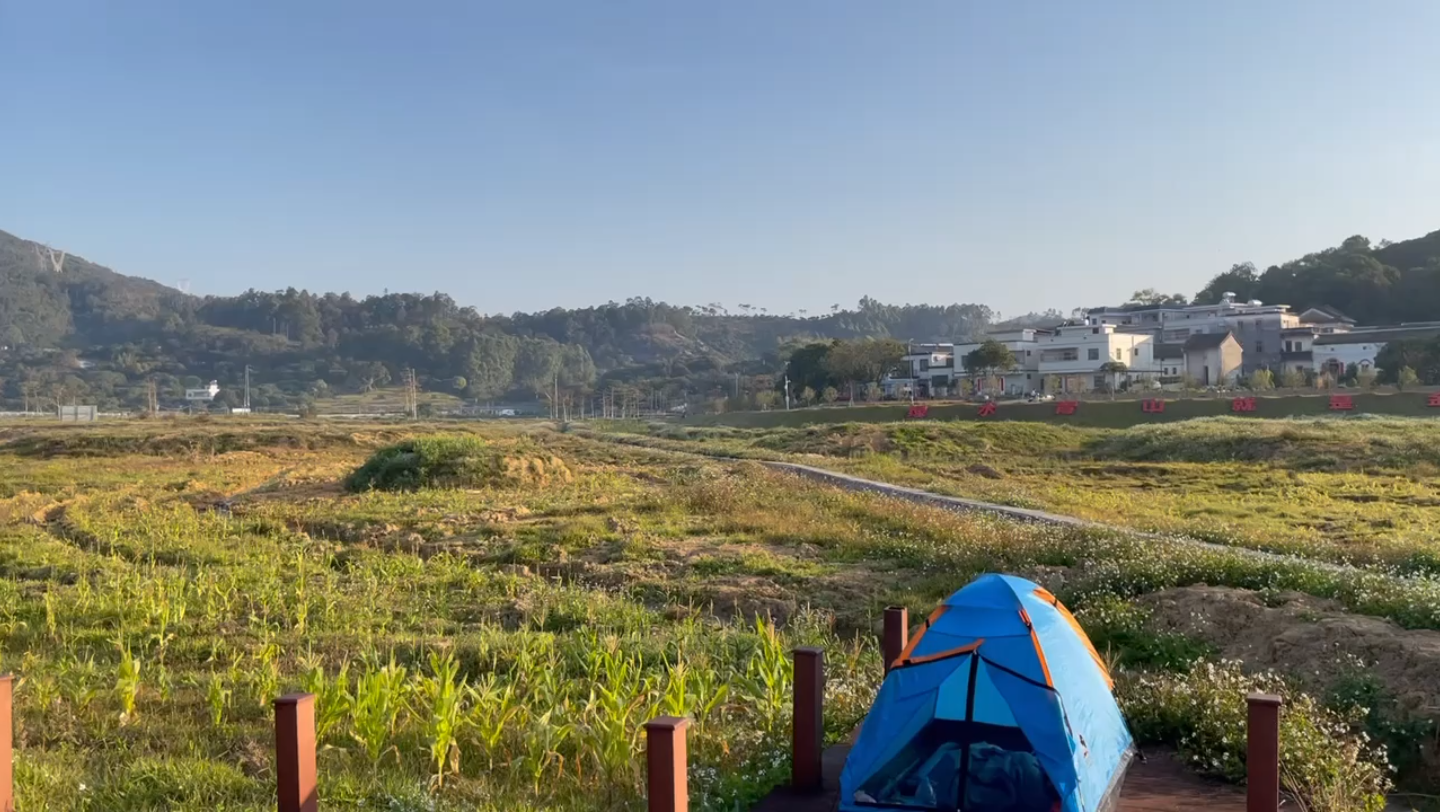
[4,1,1439,319]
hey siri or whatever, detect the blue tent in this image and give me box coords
[839,574,1133,812]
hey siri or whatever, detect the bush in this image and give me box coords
[1120,661,1390,812]
[346,436,572,492]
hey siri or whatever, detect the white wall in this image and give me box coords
[1313,341,1383,375]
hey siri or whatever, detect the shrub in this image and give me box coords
[1119,661,1390,812]
[346,436,572,492]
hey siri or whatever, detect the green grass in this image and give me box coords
[608,417,1440,571]
[0,417,1418,809]
[690,390,1440,429]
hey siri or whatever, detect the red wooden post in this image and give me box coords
[792,647,825,792]
[883,607,908,673]
[1246,693,1282,812]
[275,693,318,812]
[0,674,12,812]
[645,716,690,812]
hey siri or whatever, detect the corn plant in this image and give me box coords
[469,674,520,770]
[114,640,142,724]
[205,671,231,727]
[417,650,468,788]
[522,707,575,793]
[742,616,791,733]
[299,654,352,743]
[349,654,410,765]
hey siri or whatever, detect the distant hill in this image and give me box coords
[1193,229,1440,325]
[5,224,1440,412]
[0,229,189,348]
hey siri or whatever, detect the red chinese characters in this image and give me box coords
[1428,393,1440,408]
[906,404,929,419]
[1054,401,1079,416]
[1141,399,1165,413]
[1329,394,1354,411]
[1231,397,1257,413]
[977,401,997,417]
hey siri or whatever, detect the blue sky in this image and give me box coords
[3,1,1439,319]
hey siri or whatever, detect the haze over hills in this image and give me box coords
[2,225,1440,412]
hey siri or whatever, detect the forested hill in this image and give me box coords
[4,224,1440,411]
[0,228,186,348]
[1193,231,1440,324]
[0,228,1004,410]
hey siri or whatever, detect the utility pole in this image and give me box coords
[243,365,252,411]
[784,374,791,410]
[402,368,418,419]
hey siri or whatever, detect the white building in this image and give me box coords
[1083,294,1303,374]
[1312,323,1440,378]
[1036,323,1162,392]
[885,343,955,398]
[953,328,1052,395]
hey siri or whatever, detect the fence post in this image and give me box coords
[793,647,825,792]
[883,607,908,673]
[1246,693,1282,812]
[645,716,690,812]
[0,674,12,812]
[275,693,318,812]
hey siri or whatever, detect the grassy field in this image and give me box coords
[0,417,1427,810]
[691,390,1440,429]
[619,417,1440,572]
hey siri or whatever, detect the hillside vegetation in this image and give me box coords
[7,225,1440,414]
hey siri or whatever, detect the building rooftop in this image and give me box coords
[1314,325,1440,345]
[1154,343,1185,360]
[1182,332,1235,351]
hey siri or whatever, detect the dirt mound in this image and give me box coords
[1139,586,1440,716]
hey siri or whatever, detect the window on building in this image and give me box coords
[1091,327,1100,334]
[1133,347,1140,356]
[1256,341,1264,353]
[919,359,929,371]
[1087,348,1100,361]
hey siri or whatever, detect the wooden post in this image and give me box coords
[883,606,908,673]
[275,693,318,812]
[792,647,825,792]
[0,674,12,812]
[645,716,690,812]
[1246,693,1282,812]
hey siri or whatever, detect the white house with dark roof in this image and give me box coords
[1312,323,1440,377]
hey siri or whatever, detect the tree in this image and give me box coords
[799,386,816,405]
[864,382,883,402]
[784,342,836,395]
[1398,366,1420,390]
[1193,262,1261,305]
[1357,366,1377,389]
[1127,289,1189,306]
[462,333,518,401]
[824,338,905,403]
[1098,361,1128,393]
[962,340,1017,394]
[452,376,467,392]
[820,386,839,405]
[1248,369,1275,390]
[1279,368,1305,389]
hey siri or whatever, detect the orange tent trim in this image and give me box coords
[1033,587,1113,688]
